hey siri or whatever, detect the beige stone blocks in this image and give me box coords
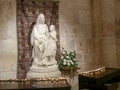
[59,0,93,74]
[102,0,115,23]
[0,0,17,79]
[78,10,91,24]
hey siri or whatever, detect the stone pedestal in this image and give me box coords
[27,65,61,78]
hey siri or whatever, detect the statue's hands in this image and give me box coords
[46,33,50,38]
[33,40,39,46]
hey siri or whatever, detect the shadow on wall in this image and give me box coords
[28,22,36,66]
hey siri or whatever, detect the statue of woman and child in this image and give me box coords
[27,13,61,78]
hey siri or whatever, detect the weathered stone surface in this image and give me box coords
[102,0,120,68]
[59,0,93,90]
[0,0,17,79]
[0,0,120,90]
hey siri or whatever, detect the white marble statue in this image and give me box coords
[43,25,58,65]
[31,13,49,67]
[27,13,61,78]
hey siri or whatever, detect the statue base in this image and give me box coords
[27,65,61,78]
[27,70,61,78]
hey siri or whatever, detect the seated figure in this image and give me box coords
[27,13,61,78]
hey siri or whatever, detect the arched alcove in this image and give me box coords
[17,0,60,78]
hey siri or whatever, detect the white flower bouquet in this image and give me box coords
[59,49,78,70]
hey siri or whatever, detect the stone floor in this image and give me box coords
[117,83,120,90]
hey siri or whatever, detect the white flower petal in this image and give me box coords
[67,63,70,66]
[71,62,74,65]
[62,51,66,54]
[66,56,69,58]
[61,56,64,59]
[63,59,66,62]
[63,62,67,65]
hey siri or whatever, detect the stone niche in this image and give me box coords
[17,0,60,78]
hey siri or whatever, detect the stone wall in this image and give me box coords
[101,0,119,68]
[0,0,17,79]
[114,0,120,68]
[59,0,120,75]
[59,0,93,90]
[0,0,119,89]
[59,0,95,72]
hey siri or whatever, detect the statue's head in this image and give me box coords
[50,25,55,32]
[36,13,45,24]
